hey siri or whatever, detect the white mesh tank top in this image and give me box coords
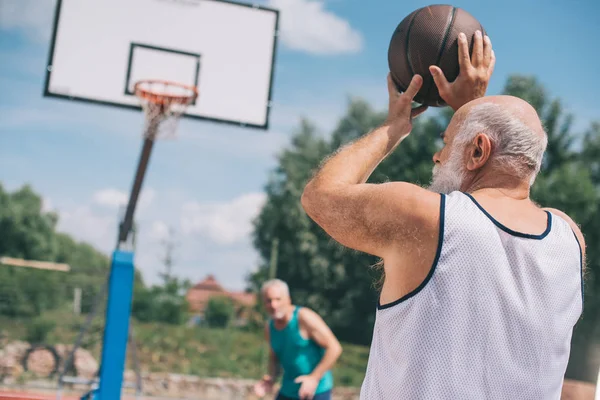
[360,191,583,400]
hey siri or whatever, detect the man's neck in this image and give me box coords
[463,171,531,200]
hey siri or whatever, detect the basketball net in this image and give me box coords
[134,80,198,140]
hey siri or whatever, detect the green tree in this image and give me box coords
[132,277,190,325]
[204,297,235,328]
[0,184,59,260]
[131,231,190,325]
[54,233,110,314]
[25,317,56,344]
[0,184,64,317]
[0,183,112,319]
[581,122,600,184]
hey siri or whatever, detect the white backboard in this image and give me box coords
[44,0,279,129]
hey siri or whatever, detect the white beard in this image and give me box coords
[428,147,467,194]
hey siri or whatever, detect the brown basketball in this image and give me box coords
[388,5,486,107]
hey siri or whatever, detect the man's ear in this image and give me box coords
[466,133,492,171]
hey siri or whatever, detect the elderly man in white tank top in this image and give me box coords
[301,33,585,399]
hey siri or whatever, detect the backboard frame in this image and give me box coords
[124,43,201,107]
[42,0,280,131]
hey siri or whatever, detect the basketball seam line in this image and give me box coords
[405,9,421,79]
[426,6,457,105]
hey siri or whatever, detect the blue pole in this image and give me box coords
[96,249,135,400]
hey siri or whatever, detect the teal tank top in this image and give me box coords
[269,307,334,398]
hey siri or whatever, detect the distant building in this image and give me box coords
[186,275,257,325]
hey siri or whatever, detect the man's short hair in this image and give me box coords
[260,278,290,298]
[456,103,548,184]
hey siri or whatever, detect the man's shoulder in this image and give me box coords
[296,306,324,325]
[296,306,315,318]
[542,207,583,237]
[542,207,586,266]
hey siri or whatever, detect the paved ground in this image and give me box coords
[0,391,140,400]
[0,392,77,400]
[0,390,201,400]
[1,379,597,400]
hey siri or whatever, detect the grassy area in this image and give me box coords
[0,311,369,387]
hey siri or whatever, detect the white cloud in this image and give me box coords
[149,220,170,241]
[92,188,128,208]
[46,189,268,290]
[266,0,363,55]
[92,188,156,211]
[57,205,117,253]
[0,99,143,144]
[268,77,390,135]
[180,192,267,245]
[0,0,56,43]
[41,197,54,213]
[176,120,291,161]
[49,187,159,254]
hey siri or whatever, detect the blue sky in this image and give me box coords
[1,0,598,290]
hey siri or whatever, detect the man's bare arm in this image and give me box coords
[301,75,440,258]
[299,308,342,380]
[301,125,440,258]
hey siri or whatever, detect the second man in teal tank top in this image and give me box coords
[253,279,343,400]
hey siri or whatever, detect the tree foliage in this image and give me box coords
[0,183,189,327]
[132,276,190,325]
[250,76,600,382]
[0,184,110,318]
[204,297,235,328]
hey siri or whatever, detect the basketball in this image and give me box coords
[388,5,486,107]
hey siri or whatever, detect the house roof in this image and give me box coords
[191,274,225,292]
[186,275,257,312]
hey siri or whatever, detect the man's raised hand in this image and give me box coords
[385,73,428,141]
[429,30,495,111]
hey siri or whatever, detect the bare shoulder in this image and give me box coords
[379,182,442,223]
[297,307,340,347]
[302,174,443,258]
[543,207,586,266]
[297,307,322,324]
[297,307,331,330]
[377,182,443,253]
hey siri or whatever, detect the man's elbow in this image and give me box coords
[330,340,343,358]
[301,181,322,218]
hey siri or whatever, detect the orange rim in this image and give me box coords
[134,79,198,105]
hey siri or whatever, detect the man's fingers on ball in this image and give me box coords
[471,30,484,66]
[404,74,423,100]
[483,35,492,66]
[457,32,471,68]
[429,66,448,90]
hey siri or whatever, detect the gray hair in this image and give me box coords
[260,279,290,298]
[454,103,548,184]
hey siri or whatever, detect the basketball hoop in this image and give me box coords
[134,79,198,140]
